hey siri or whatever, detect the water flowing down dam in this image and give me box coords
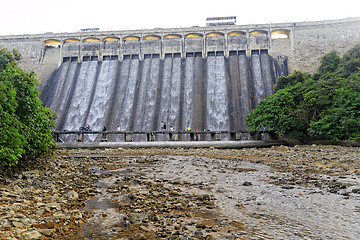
[41,51,284,140]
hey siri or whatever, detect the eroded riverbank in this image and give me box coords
[1,145,360,239]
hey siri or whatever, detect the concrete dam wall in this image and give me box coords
[40,52,282,136]
[1,17,359,137]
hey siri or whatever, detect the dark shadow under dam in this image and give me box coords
[40,52,287,140]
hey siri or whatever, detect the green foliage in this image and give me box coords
[246,45,360,141]
[341,45,360,77]
[246,85,304,137]
[0,48,21,72]
[315,50,341,78]
[274,70,310,92]
[308,73,360,140]
[0,48,55,166]
[0,80,25,166]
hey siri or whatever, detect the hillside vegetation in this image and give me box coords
[0,48,55,167]
[246,45,360,141]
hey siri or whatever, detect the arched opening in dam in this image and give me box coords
[83,37,100,42]
[249,30,267,36]
[104,37,120,42]
[164,34,182,39]
[144,35,161,40]
[271,29,290,39]
[185,33,203,38]
[123,36,140,41]
[64,38,81,43]
[44,39,61,47]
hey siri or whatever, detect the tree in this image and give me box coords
[314,50,340,78]
[0,48,21,72]
[0,79,25,166]
[0,48,55,166]
[308,74,360,140]
[246,45,360,141]
[246,85,305,138]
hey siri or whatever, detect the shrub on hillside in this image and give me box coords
[246,45,360,141]
[0,48,55,166]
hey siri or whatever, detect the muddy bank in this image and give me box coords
[1,145,360,239]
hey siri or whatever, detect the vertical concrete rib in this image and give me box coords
[177,58,186,131]
[192,56,205,131]
[239,55,252,131]
[201,57,208,131]
[225,56,236,131]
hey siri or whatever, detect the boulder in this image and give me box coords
[21,230,42,240]
[66,190,79,200]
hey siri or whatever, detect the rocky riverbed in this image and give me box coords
[1,145,360,239]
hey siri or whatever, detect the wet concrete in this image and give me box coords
[57,140,286,149]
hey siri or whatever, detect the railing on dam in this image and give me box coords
[52,131,278,143]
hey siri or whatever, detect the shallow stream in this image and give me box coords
[72,155,360,239]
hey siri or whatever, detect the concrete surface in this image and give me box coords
[56,140,287,149]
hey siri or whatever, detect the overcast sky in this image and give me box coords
[0,0,359,35]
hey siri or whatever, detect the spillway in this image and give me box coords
[41,52,282,138]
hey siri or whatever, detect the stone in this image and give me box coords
[0,219,11,231]
[46,203,61,211]
[52,213,66,222]
[243,181,252,186]
[128,212,149,224]
[352,188,360,194]
[196,223,207,229]
[72,210,83,219]
[66,190,79,200]
[13,221,25,228]
[198,194,211,201]
[21,218,33,226]
[21,230,42,240]
[38,228,53,236]
[194,231,203,238]
[36,202,45,208]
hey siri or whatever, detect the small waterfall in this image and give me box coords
[250,53,266,105]
[50,62,79,129]
[238,54,252,131]
[145,57,161,130]
[157,57,173,131]
[182,57,195,131]
[118,58,140,131]
[260,53,275,96]
[42,52,282,141]
[133,58,151,132]
[109,58,129,132]
[168,57,182,130]
[62,61,99,132]
[206,55,229,131]
[41,61,70,109]
[227,55,240,131]
[84,60,118,140]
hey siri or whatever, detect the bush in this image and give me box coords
[0,48,55,166]
[246,45,360,141]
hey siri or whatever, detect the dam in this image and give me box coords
[41,50,280,137]
[1,18,360,140]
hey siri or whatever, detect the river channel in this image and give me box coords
[67,151,360,239]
